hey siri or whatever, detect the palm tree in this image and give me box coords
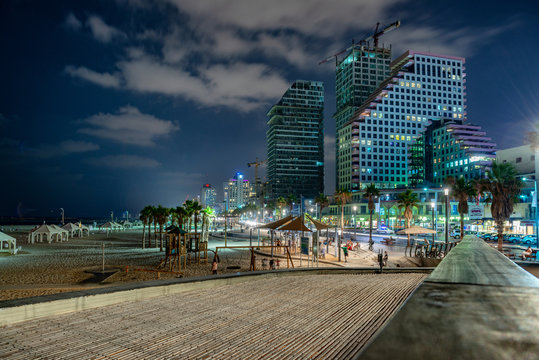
[276,196,287,219]
[446,176,477,240]
[286,194,298,214]
[155,205,169,251]
[139,205,153,249]
[362,184,380,246]
[314,193,329,219]
[477,162,523,251]
[147,205,156,248]
[184,200,195,233]
[397,189,419,246]
[175,206,187,231]
[191,201,203,239]
[334,188,352,243]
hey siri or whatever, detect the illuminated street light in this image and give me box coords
[353,206,357,232]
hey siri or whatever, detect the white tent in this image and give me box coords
[0,231,17,254]
[50,225,69,241]
[28,224,66,244]
[62,223,87,237]
[100,221,123,231]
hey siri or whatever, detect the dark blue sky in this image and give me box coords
[1,0,538,218]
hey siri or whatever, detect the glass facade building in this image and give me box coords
[334,45,392,189]
[266,80,324,200]
[223,172,250,210]
[338,50,467,191]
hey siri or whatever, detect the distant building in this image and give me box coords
[200,184,217,208]
[223,172,250,210]
[266,80,324,200]
[409,119,497,186]
[338,50,467,191]
[497,144,537,179]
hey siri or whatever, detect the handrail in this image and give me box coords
[356,236,539,359]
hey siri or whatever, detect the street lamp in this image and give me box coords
[60,208,65,225]
[431,201,435,243]
[444,188,449,244]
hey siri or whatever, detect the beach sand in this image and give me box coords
[0,228,416,301]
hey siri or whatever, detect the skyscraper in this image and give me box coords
[338,50,467,190]
[266,80,324,200]
[334,45,392,189]
[409,119,496,186]
[200,183,217,209]
[223,172,250,210]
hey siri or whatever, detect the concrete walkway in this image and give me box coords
[1,273,426,359]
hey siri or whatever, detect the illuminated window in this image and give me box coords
[407,136,411,141]
[406,115,410,120]
[417,83,421,88]
[411,82,416,88]
[412,116,416,121]
[396,135,400,140]
[406,82,410,87]
[400,81,404,86]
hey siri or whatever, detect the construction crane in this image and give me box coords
[247,158,266,203]
[319,20,401,65]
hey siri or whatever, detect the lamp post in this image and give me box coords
[444,188,449,244]
[431,201,435,243]
[353,206,357,233]
[60,208,65,225]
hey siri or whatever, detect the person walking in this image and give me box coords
[211,258,218,275]
[342,246,349,262]
[383,251,389,266]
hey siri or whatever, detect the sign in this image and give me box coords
[301,237,309,255]
[468,204,484,220]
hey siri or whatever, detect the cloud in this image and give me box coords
[32,140,100,158]
[78,105,179,146]
[158,170,205,186]
[65,13,82,30]
[87,155,160,169]
[86,15,125,43]
[65,65,121,88]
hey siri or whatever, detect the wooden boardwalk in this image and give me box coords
[0,273,425,359]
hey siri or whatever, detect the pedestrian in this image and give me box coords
[269,259,275,270]
[383,251,389,266]
[211,258,218,275]
[342,246,348,262]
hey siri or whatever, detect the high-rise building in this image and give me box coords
[223,172,250,210]
[334,45,392,189]
[266,80,324,200]
[200,184,217,209]
[409,119,496,186]
[338,50,467,190]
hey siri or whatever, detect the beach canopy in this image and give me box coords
[276,216,312,232]
[257,215,294,230]
[305,213,330,230]
[0,231,17,254]
[167,225,187,235]
[396,226,436,235]
[100,221,123,230]
[62,223,89,237]
[27,224,67,244]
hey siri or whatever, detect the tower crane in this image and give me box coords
[319,20,401,65]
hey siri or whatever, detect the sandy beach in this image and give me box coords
[0,228,419,301]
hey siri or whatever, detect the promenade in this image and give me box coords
[1,272,426,359]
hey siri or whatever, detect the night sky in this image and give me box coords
[1,0,538,218]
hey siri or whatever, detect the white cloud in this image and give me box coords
[65,13,82,30]
[65,65,121,88]
[78,106,179,146]
[86,15,125,43]
[33,140,100,158]
[87,155,160,169]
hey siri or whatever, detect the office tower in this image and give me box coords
[266,80,324,200]
[334,45,392,189]
[200,184,217,208]
[338,50,467,190]
[223,172,250,210]
[409,119,496,186]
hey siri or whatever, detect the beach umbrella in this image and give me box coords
[397,225,436,246]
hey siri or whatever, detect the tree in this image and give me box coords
[446,176,477,240]
[314,193,329,219]
[286,194,298,214]
[477,162,523,251]
[276,196,287,219]
[147,205,157,248]
[334,188,352,244]
[362,184,380,246]
[191,201,203,240]
[397,189,419,246]
[155,205,168,251]
[184,200,195,233]
[139,205,153,249]
[175,206,188,231]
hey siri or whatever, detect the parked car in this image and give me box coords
[450,230,461,239]
[376,228,394,235]
[521,235,537,245]
[507,234,524,244]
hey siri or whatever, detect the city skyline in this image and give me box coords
[1,0,538,217]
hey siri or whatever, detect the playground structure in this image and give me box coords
[158,228,209,273]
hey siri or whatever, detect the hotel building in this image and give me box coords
[223,172,250,210]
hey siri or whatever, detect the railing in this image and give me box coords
[355,236,539,359]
